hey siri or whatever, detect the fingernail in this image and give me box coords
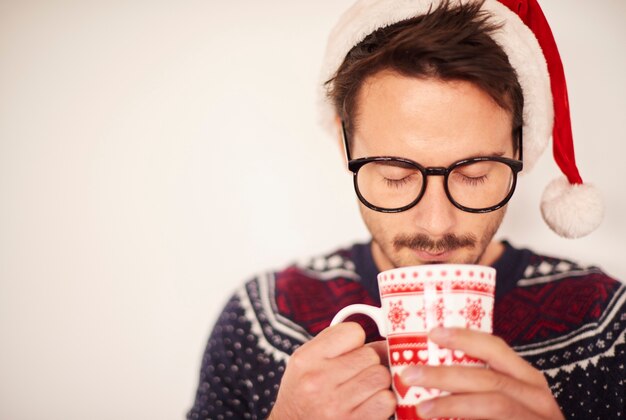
[401,365,423,383]
[417,399,434,417]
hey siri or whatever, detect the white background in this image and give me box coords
[0,1,624,419]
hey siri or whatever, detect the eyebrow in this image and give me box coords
[471,151,507,158]
[374,160,417,169]
[365,150,509,162]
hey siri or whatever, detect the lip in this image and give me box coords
[413,249,454,263]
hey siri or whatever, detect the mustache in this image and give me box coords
[393,233,477,253]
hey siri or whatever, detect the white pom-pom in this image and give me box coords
[540,176,604,238]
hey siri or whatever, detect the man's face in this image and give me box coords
[348,70,515,271]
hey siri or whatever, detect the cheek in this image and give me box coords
[359,204,408,241]
[424,208,506,246]
[358,205,381,235]
[360,205,386,235]
[472,208,506,241]
[458,212,488,233]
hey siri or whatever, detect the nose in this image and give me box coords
[410,175,457,237]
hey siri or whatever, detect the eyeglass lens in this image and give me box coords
[356,159,515,211]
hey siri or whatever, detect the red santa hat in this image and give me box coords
[319,0,603,238]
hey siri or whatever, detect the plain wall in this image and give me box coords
[0,1,624,419]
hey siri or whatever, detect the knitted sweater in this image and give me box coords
[187,241,625,419]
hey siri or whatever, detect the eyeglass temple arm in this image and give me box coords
[518,127,524,167]
[341,120,352,162]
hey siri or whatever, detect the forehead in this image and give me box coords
[352,70,514,163]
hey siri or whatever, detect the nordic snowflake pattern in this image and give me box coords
[388,300,410,331]
[459,297,486,328]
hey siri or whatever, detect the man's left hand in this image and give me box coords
[401,327,565,420]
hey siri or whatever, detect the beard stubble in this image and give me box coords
[372,209,505,268]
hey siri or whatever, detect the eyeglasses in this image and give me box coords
[342,121,524,214]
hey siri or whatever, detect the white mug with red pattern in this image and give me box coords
[330,264,496,420]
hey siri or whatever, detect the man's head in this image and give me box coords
[325,1,522,269]
[320,0,603,241]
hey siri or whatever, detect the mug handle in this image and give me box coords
[330,304,388,338]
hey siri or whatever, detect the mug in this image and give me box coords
[330,264,496,420]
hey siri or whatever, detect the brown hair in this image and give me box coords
[325,0,523,150]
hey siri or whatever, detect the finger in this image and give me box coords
[327,343,384,383]
[416,392,546,420]
[337,363,392,409]
[401,364,548,406]
[366,340,389,366]
[308,322,366,359]
[428,327,547,386]
[350,388,396,420]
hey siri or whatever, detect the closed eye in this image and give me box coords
[384,177,411,188]
[383,172,422,189]
[458,174,488,186]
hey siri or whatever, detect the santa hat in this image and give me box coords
[319,0,603,238]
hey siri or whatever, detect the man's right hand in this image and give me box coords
[268,322,396,420]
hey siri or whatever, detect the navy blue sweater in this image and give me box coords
[187,241,625,419]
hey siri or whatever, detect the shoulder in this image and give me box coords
[225,243,375,356]
[519,248,611,284]
[498,245,622,311]
[511,249,622,322]
[496,245,625,377]
[509,248,623,315]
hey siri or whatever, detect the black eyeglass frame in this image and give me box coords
[341,121,524,214]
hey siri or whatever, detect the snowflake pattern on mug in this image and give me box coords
[459,297,486,328]
[388,300,410,331]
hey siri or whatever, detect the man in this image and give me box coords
[187,0,624,419]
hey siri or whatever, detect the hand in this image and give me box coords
[268,322,396,420]
[401,327,564,420]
